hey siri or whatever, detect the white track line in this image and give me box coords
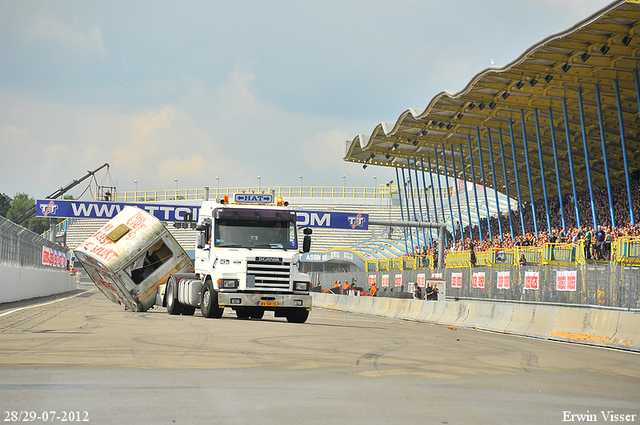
[0,288,97,318]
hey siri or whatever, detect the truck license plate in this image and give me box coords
[259,301,278,307]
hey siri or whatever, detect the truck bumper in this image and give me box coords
[218,292,312,309]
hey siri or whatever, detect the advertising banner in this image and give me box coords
[37,200,370,230]
[416,273,426,287]
[524,271,539,290]
[451,272,463,288]
[42,246,68,269]
[556,270,577,291]
[472,272,485,289]
[37,199,199,223]
[497,271,510,289]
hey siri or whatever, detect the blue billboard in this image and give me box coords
[36,200,369,230]
[36,199,199,223]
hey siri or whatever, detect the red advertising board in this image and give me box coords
[382,274,389,287]
[497,271,510,289]
[472,272,485,288]
[451,272,462,288]
[524,271,539,290]
[417,273,426,287]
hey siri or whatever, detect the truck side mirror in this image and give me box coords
[196,232,206,249]
[303,235,311,253]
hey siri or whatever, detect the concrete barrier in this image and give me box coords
[0,265,76,304]
[311,293,639,352]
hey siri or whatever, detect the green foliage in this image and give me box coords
[1,192,61,234]
[0,193,11,217]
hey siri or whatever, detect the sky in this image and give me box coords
[0,0,614,199]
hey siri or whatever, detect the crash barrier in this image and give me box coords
[0,216,75,303]
[311,293,640,352]
[310,263,640,309]
[364,238,640,271]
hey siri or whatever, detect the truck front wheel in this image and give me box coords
[201,280,223,319]
[286,308,309,324]
[166,275,183,315]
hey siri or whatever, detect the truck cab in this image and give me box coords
[164,193,312,323]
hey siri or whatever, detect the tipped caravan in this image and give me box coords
[74,206,192,312]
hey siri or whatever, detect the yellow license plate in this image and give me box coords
[259,301,278,307]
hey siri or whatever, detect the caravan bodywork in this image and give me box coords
[74,206,192,312]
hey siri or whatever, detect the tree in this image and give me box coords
[6,193,38,232]
[0,193,11,218]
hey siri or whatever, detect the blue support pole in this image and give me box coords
[595,85,616,228]
[427,158,440,225]
[420,157,434,244]
[618,77,635,226]
[534,109,552,235]
[412,157,428,246]
[520,110,539,237]
[441,144,457,246]
[450,145,465,242]
[467,136,483,241]
[577,88,599,232]
[434,150,449,246]
[562,98,581,229]
[508,119,526,236]
[476,127,493,241]
[548,107,566,230]
[486,130,504,240]
[459,145,474,240]
[498,128,515,239]
[395,166,409,255]
[400,166,416,254]
[406,160,421,251]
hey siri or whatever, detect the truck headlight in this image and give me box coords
[218,279,239,289]
[294,282,309,291]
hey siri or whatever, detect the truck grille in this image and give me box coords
[247,260,291,290]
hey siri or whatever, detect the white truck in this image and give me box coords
[161,193,312,323]
[74,194,313,323]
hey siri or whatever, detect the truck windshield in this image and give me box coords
[214,219,298,250]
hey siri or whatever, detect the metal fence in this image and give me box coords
[0,215,69,270]
[310,263,640,310]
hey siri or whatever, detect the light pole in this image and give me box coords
[257,176,261,191]
[216,176,219,197]
[134,180,138,201]
[342,174,346,188]
[174,178,178,189]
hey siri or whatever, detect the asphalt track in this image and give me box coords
[1,283,639,425]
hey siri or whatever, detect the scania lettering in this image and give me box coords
[160,193,312,323]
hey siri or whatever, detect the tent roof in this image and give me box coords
[344,0,640,202]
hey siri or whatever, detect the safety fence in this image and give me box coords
[0,215,69,270]
[311,262,640,310]
[110,185,400,203]
[365,238,640,271]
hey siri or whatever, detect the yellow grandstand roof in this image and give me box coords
[344,0,640,203]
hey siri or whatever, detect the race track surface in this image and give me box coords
[1,283,639,425]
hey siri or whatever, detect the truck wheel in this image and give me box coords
[182,306,196,316]
[235,308,251,320]
[201,280,223,319]
[166,275,183,315]
[286,308,309,323]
